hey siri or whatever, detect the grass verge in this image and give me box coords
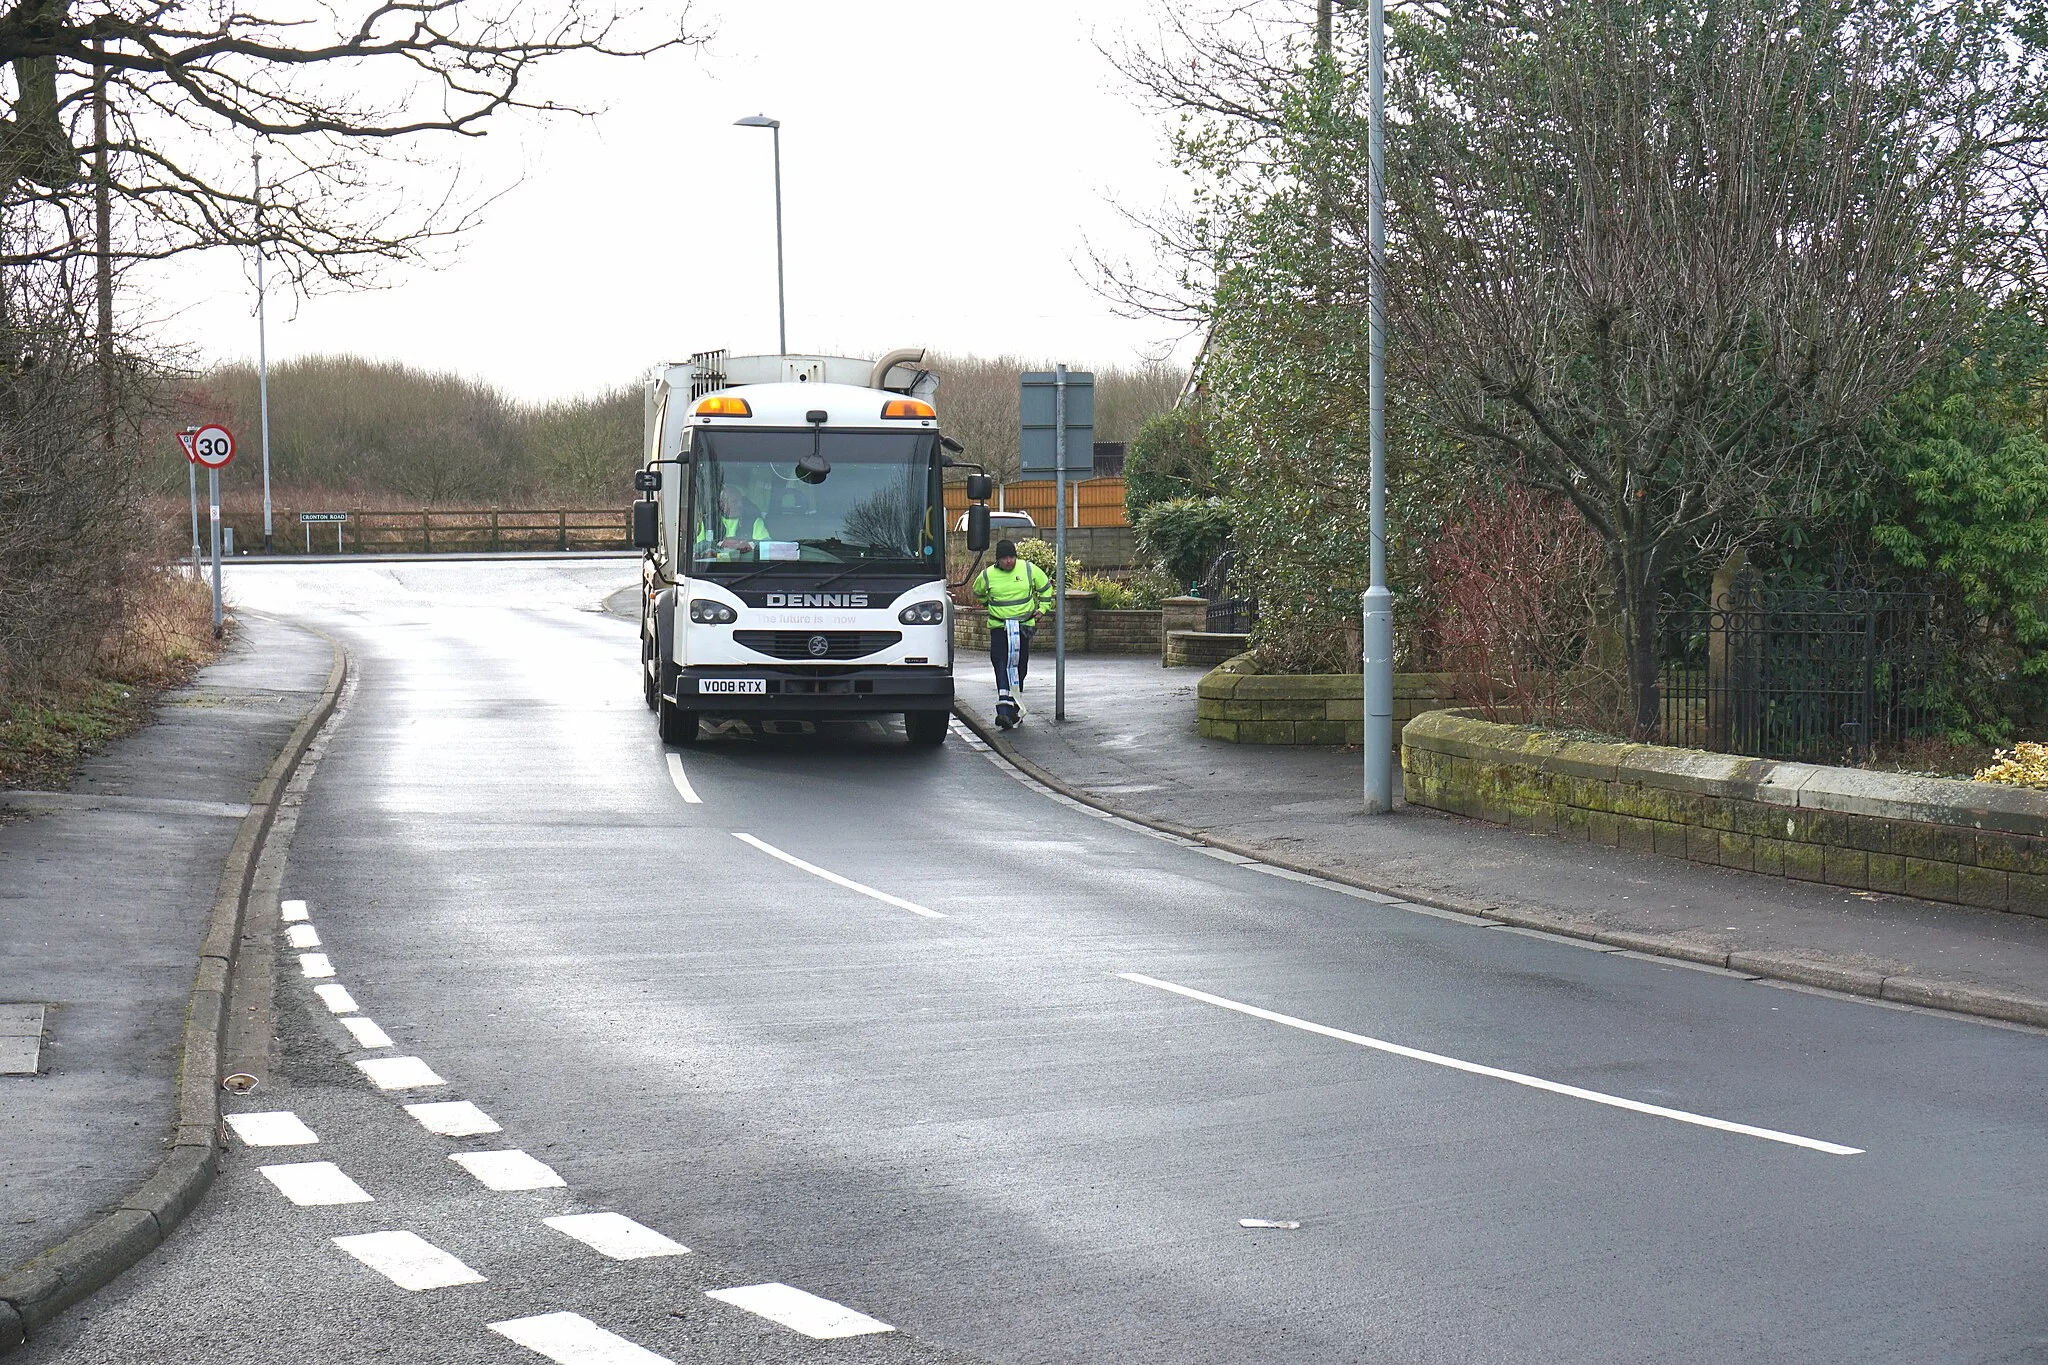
[0,571,224,792]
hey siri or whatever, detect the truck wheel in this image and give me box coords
[659,695,700,746]
[905,710,949,748]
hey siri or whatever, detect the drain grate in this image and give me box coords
[0,1004,48,1075]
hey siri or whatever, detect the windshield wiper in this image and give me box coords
[702,560,794,592]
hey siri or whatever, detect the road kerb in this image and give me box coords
[952,704,2048,1034]
[0,630,350,1354]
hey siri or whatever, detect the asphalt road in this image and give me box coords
[23,560,2048,1363]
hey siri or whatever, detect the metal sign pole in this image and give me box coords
[188,459,201,573]
[208,467,224,638]
[1054,363,1068,722]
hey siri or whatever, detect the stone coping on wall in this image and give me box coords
[1196,653,1468,745]
[1402,709,2048,916]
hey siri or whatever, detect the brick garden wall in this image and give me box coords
[1401,709,2048,917]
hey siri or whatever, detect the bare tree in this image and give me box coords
[0,0,700,284]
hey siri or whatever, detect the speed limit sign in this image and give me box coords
[189,423,235,469]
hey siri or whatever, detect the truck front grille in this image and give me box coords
[733,630,904,661]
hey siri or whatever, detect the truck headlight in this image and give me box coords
[689,600,737,624]
[897,601,945,625]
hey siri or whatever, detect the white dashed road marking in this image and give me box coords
[355,1056,446,1090]
[665,752,702,804]
[333,1230,486,1291]
[449,1149,566,1191]
[225,1111,319,1147]
[405,1099,502,1136]
[280,898,309,921]
[544,1212,689,1260]
[341,1016,394,1049]
[490,1311,674,1364]
[298,952,335,978]
[286,923,322,948]
[731,832,943,919]
[313,983,358,1014]
[706,1282,894,1339]
[258,1161,374,1206]
[1120,972,1865,1155]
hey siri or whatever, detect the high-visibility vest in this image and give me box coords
[720,514,768,541]
[973,560,1052,625]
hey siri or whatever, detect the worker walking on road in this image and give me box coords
[972,539,1054,729]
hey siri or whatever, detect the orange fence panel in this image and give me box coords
[943,478,1128,528]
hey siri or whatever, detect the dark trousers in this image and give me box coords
[988,620,1035,694]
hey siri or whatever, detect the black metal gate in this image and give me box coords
[1659,572,1936,762]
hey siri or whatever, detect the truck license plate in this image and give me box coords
[701,678,766,695]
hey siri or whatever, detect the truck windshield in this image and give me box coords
[690,428,938,573]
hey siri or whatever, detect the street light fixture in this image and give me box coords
[734,114,786,355]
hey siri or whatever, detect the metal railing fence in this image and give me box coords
[1658,572,1937,763]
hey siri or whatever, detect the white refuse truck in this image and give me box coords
[629,348,995,748]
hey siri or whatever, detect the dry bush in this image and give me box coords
[0,271,154,696]
[1425,487,1624,727]
[98,570,220,687]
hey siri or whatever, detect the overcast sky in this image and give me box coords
[145,1,1199,403]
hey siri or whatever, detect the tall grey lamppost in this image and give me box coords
[1362,0,1395,813]
[734,114,786,355]
[254,147,275,552]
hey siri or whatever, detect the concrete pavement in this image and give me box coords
[955,654,2048,1028]
[0,614,336,1333]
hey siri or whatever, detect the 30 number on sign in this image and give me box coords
[189,424,235,469]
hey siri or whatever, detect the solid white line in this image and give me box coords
[355,1056,445,1090]
[490,1312,673,1364]
[313,983,358,1014]
[705,1283,893,1339]
[731,833,944,919]
[225,1111,318,1147]
[280,899,309,922]
[405,1100,500,1136]
[286,923,322,949]
[450,1149,565,1191]
[333,1230,485,1291]
[665,752,702,804]
[298,952,335,979]
[258,1160,373,1206]
[544,1212,689,1260]
[341,1016,394,1049]
[1118,973,1864,1156]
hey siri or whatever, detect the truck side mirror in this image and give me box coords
[966,504,991,553]
[634,468,662,492]
[965,474,993,502]
[631,499,659,550]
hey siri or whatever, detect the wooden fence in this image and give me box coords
[942,477,1129,529]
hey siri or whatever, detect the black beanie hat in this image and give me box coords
[995,539,1018,559]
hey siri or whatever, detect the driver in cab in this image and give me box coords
[701,487,769,559]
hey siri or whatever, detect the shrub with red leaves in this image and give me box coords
[1425,488,1620,726]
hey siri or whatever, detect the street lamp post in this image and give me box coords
[734,114,786,355]
[1362,0,1395,813]
[254,147,275,552]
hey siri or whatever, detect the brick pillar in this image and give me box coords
[1064,590,1098,652]
[1160,595,1207,663]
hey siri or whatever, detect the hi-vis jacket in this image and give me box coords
[971,559,1054,626]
